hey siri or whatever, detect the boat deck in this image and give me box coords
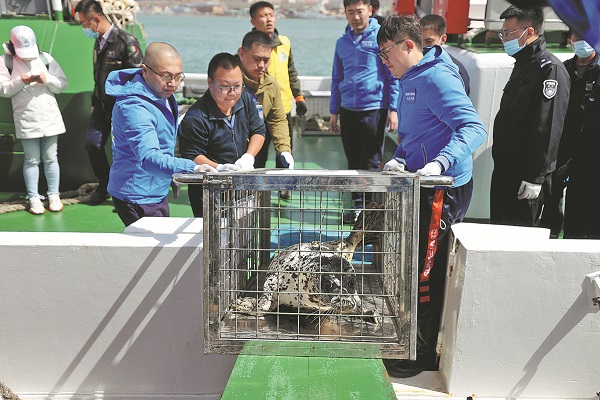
[0,124,379,233]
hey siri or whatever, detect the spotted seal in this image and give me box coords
[234,202,384,316]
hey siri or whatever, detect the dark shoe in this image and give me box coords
[279,190,290,200]
[88,190,109,204]
[383,358,429,378]
[342,210,359,224]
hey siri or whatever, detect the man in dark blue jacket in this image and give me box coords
[330,0,400,224]
[178,53,266,217]
[377,14,487,378]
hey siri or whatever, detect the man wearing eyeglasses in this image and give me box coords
[238,31,294,172]
[104,43,216,227]
[376,14,487,378]
[330,0,400,225]
[178,53,266,217]
[75,0,143,204]
[491,6,569,227]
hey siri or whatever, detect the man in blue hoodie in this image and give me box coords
[105,42,216,227]
[377,14,487,377]
[330,0,400,224]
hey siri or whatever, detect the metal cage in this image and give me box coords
[174,170,452,359]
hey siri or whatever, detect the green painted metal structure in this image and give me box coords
[0,6,145,192]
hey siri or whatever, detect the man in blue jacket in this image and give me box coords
[330,0,400,224]
[377,14,487,377]
[106,42,216,227]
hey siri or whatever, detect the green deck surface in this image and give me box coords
[222,354,396,400]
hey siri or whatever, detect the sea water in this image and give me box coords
[136,14,348,77]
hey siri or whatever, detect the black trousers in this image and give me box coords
[339,107,387,204]
[112,196,169,227]
[490,170,548,227]
[416,179,473,364]
[85,108,113,194]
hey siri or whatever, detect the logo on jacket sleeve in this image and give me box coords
[542,79,558,99]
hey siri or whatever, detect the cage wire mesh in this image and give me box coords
[173,170,453,359]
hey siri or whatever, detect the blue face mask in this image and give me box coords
[503,29,528,56]
[83,28,99,39]
[573,40,595,58]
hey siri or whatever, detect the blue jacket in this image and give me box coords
[330,18,400,114]
[393,46,487,187]
[178,90,266,164]
[105,68,197,204]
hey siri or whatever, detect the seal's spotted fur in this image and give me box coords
[234,202,384,316]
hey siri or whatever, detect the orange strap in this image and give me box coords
[419,189,444,303]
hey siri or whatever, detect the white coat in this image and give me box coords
[0,52,67,139]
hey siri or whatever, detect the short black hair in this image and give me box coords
[420,14,447,36]
[377,14,422,50]
[343,0,371,9]
[370,0,379,12]
[74,0,106,18]
[249,1,274,18]
[499,6,544,35]
[207,53,241,79]
[242,30,274,51]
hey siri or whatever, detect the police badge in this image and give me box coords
[543,79,558,99]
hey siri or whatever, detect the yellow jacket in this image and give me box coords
[268,32,303,114]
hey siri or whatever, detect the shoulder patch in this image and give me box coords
[543,79,558,99]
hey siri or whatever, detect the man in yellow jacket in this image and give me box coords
[250,1,305,197]
[238,31,294,171]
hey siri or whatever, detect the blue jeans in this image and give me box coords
[21,135,60,199]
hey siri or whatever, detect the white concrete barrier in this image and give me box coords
[0,219,236,400]
[440,222,600,398]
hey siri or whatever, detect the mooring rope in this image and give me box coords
[0,183,100,215]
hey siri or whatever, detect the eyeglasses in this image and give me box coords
[80,18,94,28]
[212,81,245,94]
[145,64,185,83]
[378,42,401,62]
[498,28,527,41]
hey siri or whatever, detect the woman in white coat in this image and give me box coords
[0,25,68,214]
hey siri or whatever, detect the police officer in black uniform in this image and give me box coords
[75,0,143,203]
[540,31,599,237]
[490,6,570,227]
[563,66,600,239]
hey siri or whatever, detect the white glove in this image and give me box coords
[280,152,294,169]
[416,161,443,176]
[234,153,255,170]
[383,159,405,172]
[517,180,542,200]
[216,163,242,172]
[193,164,218,173]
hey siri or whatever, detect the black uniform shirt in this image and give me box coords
[93,26,143,112]
[556,54,600,170]
[492,36,570,184]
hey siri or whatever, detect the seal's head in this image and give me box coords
[305,253,362,314]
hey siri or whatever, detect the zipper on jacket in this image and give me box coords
[231,128,239,159]
[421,143,428,165]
